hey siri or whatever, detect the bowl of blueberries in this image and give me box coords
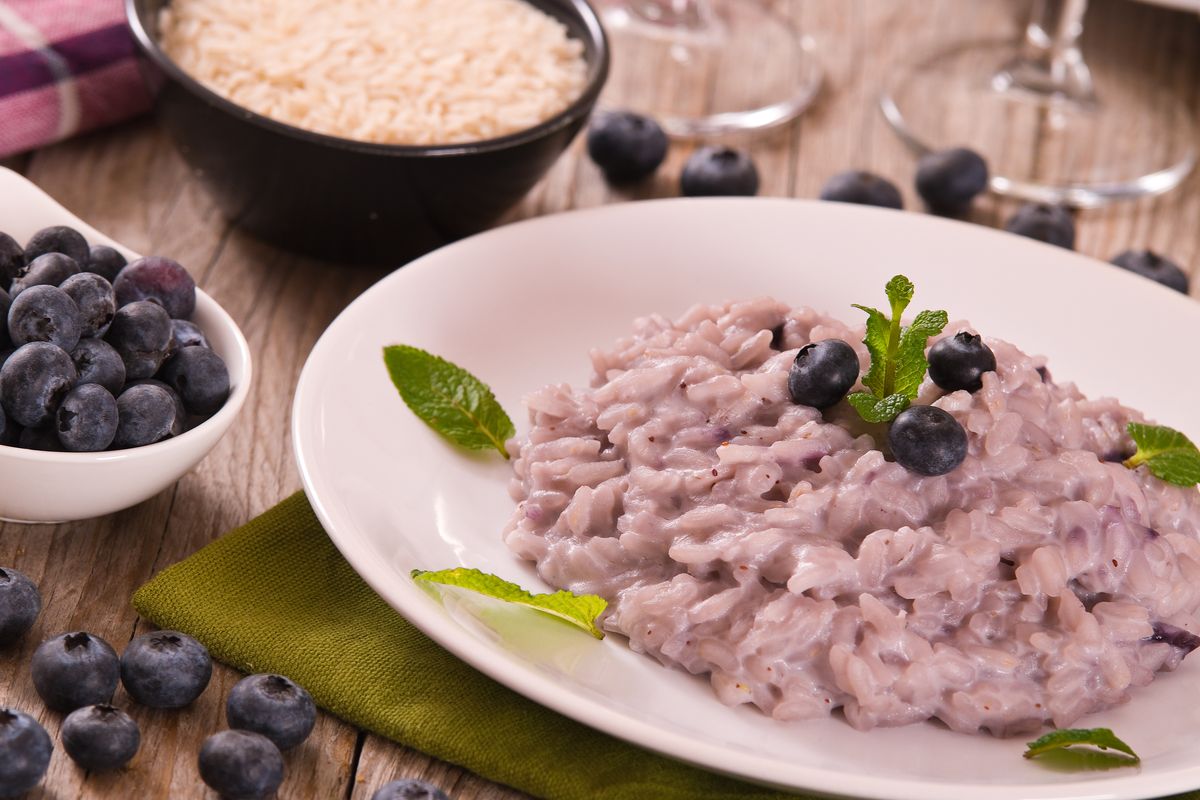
[0,168,251,523]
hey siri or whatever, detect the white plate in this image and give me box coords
[292,199,1200,800]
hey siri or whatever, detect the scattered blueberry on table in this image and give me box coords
[914,147,989,216]
[120,630,213,708]
[1110,249,1189,294]
[0,708,52,798]
[0,567,40,645]
[787,339,860,409]
[61,704,141,771]
[1004,203,1075,249]
[928,332,997,393]
[0,224,230,452]
[30,631,120,712]
[888,404,969,476]
[372,778,451,800]
[681,146,760,197]
[586,111,668,184]
[819,170,903,209]
[198,729,285,800]
[226,673,317,751]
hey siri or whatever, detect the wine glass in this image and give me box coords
[879,0,1196,207]
[595,0,823,138]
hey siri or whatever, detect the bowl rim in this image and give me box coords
[124,0,611,158]
[0,168,254,464]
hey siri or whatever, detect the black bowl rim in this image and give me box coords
[125,0,609,158]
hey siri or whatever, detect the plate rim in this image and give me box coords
[292,197,1200,800]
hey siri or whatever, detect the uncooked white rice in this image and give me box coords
[159,0,588,145]
[504,297,1200,736]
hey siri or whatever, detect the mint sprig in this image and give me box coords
[847,275,948,423]
[1024,728,1140,764]
[413,568,607,639]
[1124,422,1200,487]
[383,345,515,458]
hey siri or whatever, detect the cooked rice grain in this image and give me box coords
[159,0,588,145]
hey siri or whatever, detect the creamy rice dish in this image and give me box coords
[503,297,1200,736]
[159,0,588,145]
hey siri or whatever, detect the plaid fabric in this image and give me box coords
[0,0,150,158]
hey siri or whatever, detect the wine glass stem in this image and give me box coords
[626,0,710,29]
[1018,0,1094,99]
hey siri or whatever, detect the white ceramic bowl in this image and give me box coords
[0,168,252,523]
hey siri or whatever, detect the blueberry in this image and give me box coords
[113,256,196,319]
[120,630,212,708]
[198,730,284,800]
[928,331,996,393]
[0,288,9,349]
[819,170,903,209]
[124,379,186,436]
[1149,621,1200,655]
[60,273,116,338]
[106,300,172,379]
[0,568,40,645]
[113,384,178,448]
[24,225,88,266]
[0,342,78,428]
[85,244,127,282]
[18,426,63,452]
[30,631,120,712]
[226,674,316,751]
[680,147,759,196]
[71,338,126,395]
[1111,249,1189,294]
[788,340,859,409]
[0,406,8,446]
[0,233,23,291]
[8,284,83,351]
[1004,203,1075,249]
[169,319,210,357]
[915,147,989,216]
[158,346,230,416]
[56,384,118,452]
[61,704,140,771]
[586,111,668,184]
[0,708,52,797]
[10,252,81,296]
[372,779,451,800]
[888,405,968,476]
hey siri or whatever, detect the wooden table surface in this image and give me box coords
[1,0,1197,797]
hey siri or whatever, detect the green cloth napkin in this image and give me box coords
[132,491,798,800]
[133,492,1199,800]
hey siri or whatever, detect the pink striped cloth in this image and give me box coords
[0,0,151,158]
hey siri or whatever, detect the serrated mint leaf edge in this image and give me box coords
[847,391,910,423]
[413,567,607,639]
[383,345,515,458]
[1023,728,1140,763]
[893,309,949,398]
[1124,422,1200,487]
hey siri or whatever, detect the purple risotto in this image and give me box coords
[503,297,1200,736]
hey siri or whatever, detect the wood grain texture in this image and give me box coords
[1,1,1197,798]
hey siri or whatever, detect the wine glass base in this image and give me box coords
[597,0,822,138]
[880,39,1196,207]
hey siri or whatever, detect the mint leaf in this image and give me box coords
[893,309,948,397]
[1124,422,1200,487]
[1024,728,1140,764]
[852,304,890,397]
[849,275,947,424]
[383,345,515,458]
[847,391,911,423]
[413,568,607,639]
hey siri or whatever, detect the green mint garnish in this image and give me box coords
[412,568,607,639]
[847,275,948,423]
[1124,422,1200,487]
[383,345,515,458]
[1023,728,1140,764]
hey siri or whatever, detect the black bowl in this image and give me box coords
[126,0,608,264]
